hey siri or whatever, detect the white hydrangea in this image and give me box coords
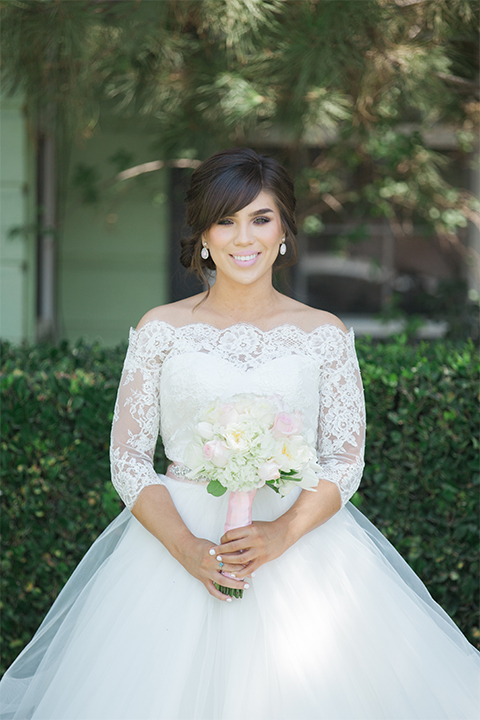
[185,393,321,495]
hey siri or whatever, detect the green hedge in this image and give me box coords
[1,337,479,674]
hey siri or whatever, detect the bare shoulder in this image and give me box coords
[297,307,347,334]
[279,297,348,334]
[135,294,206,331]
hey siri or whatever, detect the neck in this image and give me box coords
[203,272,279,324]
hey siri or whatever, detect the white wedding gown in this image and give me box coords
[1,321,479,720]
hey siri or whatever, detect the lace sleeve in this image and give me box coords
[110,322,174,510]
[315,327,366,507]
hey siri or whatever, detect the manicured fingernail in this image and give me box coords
[244,583,250,589]
[226,596,232,602]
[209,548,215,556]
[230,573,236,578]
[251,572,256,578]
[216,555,222,562]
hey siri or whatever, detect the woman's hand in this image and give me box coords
[133,483,341,601]
[132,486,249,602]
[211,519,290,578]
[178,535,250,602]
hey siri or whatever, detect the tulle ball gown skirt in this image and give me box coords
[1,476,479,720]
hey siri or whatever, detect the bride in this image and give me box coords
[1,147,479,719]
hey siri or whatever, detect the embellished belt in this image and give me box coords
[166,462,209,485]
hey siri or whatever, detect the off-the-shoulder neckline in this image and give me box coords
[129,318,353,338]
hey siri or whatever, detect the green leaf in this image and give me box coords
[206,479,227,497]
[266,480,280,493]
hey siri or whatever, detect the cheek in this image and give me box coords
[207,227,232,248]
[264,223,282,246]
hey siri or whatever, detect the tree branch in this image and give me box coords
[114,158,201,183]
[393,0,429,7]
[436,73,480,97]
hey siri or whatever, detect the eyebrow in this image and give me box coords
[248,208,274,217]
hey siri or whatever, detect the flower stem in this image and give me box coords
[214,582,243,599]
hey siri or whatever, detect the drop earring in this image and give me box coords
[201,242,209,260]
[279,237,287,256]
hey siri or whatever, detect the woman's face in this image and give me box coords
[203,190,284,286]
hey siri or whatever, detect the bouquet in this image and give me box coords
[184,394,321,597]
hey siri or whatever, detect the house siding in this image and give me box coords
[59,124,170,346]
[0,91,36,342]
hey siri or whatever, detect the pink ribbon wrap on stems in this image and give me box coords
[221,489,257,581]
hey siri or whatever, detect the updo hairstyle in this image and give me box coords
[180,148,298,280]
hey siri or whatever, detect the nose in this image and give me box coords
[233,220,254,246]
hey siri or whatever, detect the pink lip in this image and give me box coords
[229,252,261,268]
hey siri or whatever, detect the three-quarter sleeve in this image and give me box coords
[315,327,366,507]
[110,323,173,510]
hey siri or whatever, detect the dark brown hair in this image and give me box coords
[180,147,298,280]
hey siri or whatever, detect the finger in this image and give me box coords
[218,562,247,576]
[223,570,254,583]
[221,550,256,566]
[214,570,249,589]
[206,580,235,602]
[239,561,259,577]
[210,541,247,557]
[220,527,252,544]
[224,559,258,578]
[216,538,255,555]
[213,556,246,573]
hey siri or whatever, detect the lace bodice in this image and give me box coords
[110,320,366,510]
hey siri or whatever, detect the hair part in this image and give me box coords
[180,148,298,285]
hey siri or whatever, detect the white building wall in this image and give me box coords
[0,91,36,342]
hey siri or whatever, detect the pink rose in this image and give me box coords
[272,411,303,438]
[257,460,281,483]
[203,442,215,460]
[203,439,231,467]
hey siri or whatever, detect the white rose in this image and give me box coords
[204,401,222,424]
[219,405,239,426]
[197,421,214,440]
[257,460,281,483]
[250,399,276,426]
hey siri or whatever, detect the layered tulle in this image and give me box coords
[1,476,479,720]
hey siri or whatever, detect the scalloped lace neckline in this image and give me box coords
[130,318,353,338]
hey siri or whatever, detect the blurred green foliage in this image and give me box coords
[0,340,166,673]
[376,279,480,343]
[1,0,478,241]
[354,335,480,650]
[1,336,478,674]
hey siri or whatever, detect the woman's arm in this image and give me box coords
[131,485,249,600]
[111,321,248,600]
[213,326,365,575]
[110,324,169,508]
[210,480,342,577]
